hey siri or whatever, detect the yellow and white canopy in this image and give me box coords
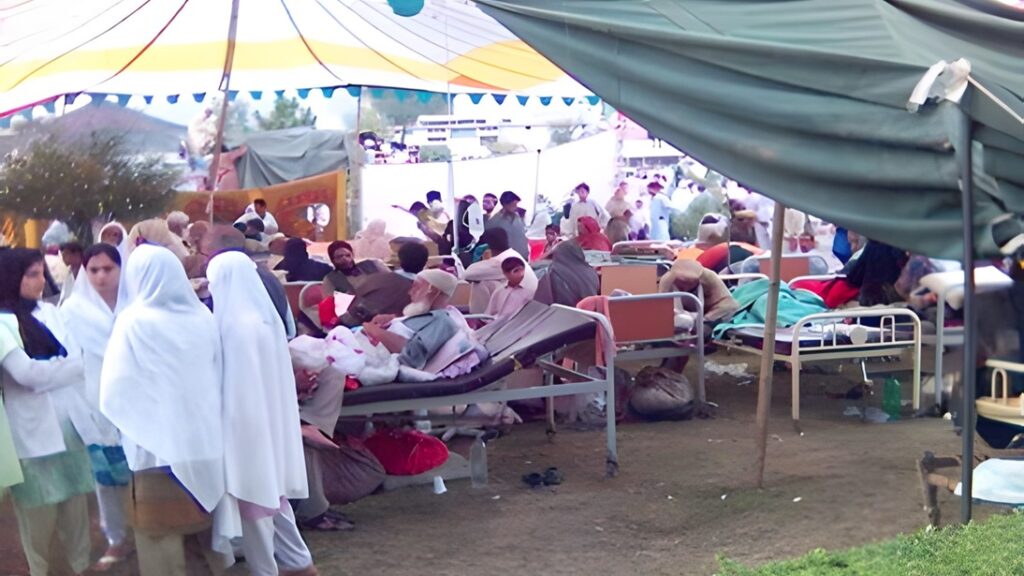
[0,0,588,117]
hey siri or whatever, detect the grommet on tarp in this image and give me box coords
[492,94,506,105]
[388,0,424,17]
[249,91,263,100]
[516,95,529,106]
[539,96,552,106]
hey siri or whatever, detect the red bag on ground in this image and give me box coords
[363,429,449,476]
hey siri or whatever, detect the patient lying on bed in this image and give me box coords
[360,269,487,382]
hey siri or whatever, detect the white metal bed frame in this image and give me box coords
[337,305,621,476]
[605,291,707,402]
[714,307,923,427]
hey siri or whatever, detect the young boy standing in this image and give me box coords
[485,257,534,322]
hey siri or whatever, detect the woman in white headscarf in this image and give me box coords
[60,242,133,570]
[98,221,130,263]
[100,244,224,575]
[206,251,314,576]
[350,219,394,262]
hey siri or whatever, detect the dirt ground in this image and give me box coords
[0,352,990,576]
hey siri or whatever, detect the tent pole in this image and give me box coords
[754,201,786,488]
[207,0,241,219]
[958,109,977,524]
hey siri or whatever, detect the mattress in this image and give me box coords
[724,324,914,356]
[344,302,596,406]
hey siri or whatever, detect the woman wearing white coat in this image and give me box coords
[61,243,133,570]
[207,251,315,576]
[0,248,93,576]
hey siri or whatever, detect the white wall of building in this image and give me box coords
[360,130,617,238]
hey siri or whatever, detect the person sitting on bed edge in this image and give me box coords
[361,269,486,379]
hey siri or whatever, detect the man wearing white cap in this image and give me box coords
[361,269,476,373]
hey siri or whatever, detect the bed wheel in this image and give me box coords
[606,459,619,478]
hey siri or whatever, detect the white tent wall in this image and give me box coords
[359,130,617,238]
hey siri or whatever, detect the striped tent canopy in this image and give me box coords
[0,0,590,118]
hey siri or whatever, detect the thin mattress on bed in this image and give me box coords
[723,323,915,356]
[343,302,596,406]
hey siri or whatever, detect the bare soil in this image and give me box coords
[0,353,987,576]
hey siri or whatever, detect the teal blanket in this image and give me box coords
[711,279,827,340]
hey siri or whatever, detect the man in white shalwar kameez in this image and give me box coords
[207,252,315,576]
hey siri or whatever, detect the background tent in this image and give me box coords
[0,0,589,118]
[227,127,349,189]
[477,0,1024,260]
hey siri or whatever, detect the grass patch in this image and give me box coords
[716,511,1024,576]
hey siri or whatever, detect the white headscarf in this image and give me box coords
[99,221,129,263]
[351,218,394,261]
[59,248,125,446]
[207,252,306,510]
[100,245,225,512]
[206,252,307,560]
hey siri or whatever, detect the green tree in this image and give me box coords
[0,133,178,243]
[368,91,448,127]
[254,96,316,131]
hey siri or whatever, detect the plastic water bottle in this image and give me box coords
[882,377,901,421]
[470,436,488,488]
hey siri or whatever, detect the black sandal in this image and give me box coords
[521,472,544,487]
[542,467,564,486]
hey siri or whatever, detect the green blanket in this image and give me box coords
[712,279,827,340]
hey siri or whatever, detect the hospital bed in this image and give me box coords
[605,291,706,402]
[714,307,922,428]
[918,358,1024,526]
[339,301,620,476]
[918,267,1013,406]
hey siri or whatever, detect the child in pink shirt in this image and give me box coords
[485,257,534,322]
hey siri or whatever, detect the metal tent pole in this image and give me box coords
[958,108,977,524]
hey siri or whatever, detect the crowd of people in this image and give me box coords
[2,181,1007,576]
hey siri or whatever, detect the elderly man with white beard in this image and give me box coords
[359,270,462,369]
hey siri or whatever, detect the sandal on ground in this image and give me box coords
[521,472,544,487]
[298,513,354,532]
[542,467,564,486]
[91,543,133,572]
[323,509,353,524]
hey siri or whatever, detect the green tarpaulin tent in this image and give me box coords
[477,0,1024,523]
[477,0,1024,259]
